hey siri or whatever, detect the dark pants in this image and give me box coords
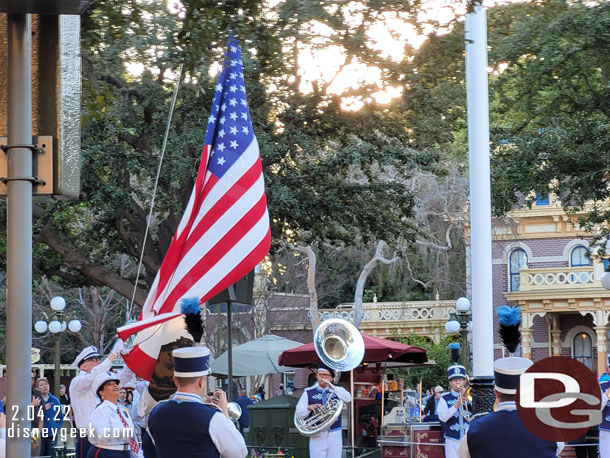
[76,436,93,458]
[86,446,130,458]
[571,427,598,458]
[39,434,56,457]
[141,428,157,458]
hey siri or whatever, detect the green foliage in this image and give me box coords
[390,332,459,390]
[489,0,610,233]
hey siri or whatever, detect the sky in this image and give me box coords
[127,0,524,111]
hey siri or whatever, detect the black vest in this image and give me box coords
[467,408,558,458]
[441,392,470,440]
[148,399,219,458]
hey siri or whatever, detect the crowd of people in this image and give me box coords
[0,339,252,458]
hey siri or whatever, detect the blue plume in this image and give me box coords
[181,297,203,343]
[180,297,200,315]
[497,305,521,326]
[448,342,460,363]
[600,373,610,383]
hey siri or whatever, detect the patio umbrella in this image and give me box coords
[211,334,304,377]
[278,333,428,367]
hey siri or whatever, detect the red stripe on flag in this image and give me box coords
[199,225,272,304]
[182,161,262,254]
[152,173,220,309]
[157,193,269,313]
[122,345,158,380]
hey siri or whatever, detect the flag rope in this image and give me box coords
[127,63,185,321]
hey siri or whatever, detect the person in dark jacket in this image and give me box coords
[457,357,563,458]
[423,385,444,421]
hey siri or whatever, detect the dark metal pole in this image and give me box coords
[227,300,233,402]
[227,284,236,402]
[6,12,33,458]
[55,333,61,397]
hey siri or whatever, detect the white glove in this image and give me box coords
[111,338,125,356]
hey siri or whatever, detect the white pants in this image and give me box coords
[309,429,343,458]
[445,437,461,458]
[601,429,610,458]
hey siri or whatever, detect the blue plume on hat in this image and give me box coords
[181,297,204,343]
[449,342,461,363]
[497,305,521,326]
[496,305,521,354]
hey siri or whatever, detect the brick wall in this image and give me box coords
[490,235,596,365]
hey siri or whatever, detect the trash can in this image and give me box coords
[247,395,308,458]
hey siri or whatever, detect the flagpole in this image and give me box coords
[227,284,237,401]
[127,63,184,320]
[466,0,495,413]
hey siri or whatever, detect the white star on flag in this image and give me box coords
[217,157,226,166]
[230,140,238,149]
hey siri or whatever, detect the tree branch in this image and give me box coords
[353,241,399,327]
[36,223,148,306]
[289,244,321,331]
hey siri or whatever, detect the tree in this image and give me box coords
[0,0,440,315]
[391,333,458,391]
[489,0,610,237]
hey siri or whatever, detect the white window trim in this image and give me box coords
[507,246,529,292]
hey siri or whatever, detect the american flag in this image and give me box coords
[119,36,271,379]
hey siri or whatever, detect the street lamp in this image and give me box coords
[445,297,472,371]
[34,296,81,396]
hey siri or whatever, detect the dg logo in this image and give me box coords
[516,356,602,442]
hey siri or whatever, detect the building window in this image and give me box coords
[535,194,550,206]
[570,245,590,267]
[573,332,593,370]
[283,371,295,394]
[509,248,528,292]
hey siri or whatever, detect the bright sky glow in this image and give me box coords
[125,0,523,111]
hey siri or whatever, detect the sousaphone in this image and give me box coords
[294,318,365,436]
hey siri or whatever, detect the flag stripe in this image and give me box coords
[117,312,182,340]
[154,197,269,313]
[198,225,272,303]
[190,139,260,230]
[152,140,259,308]
[184,158,263,253]
[151,173,265,313]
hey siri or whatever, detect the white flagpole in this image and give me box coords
[466,0,495,384]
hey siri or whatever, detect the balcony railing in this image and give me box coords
[318,300,456,325]
[518,266,598,292]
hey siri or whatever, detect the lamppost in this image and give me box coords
[34,296,81,396]
[445,297,472,372]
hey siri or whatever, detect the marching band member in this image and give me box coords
[88,371,140,458]
[70,341,134,458]
[457,306,563,458]
[295,363,352,458]
[437,343,471,458]
[147,346,247,458]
